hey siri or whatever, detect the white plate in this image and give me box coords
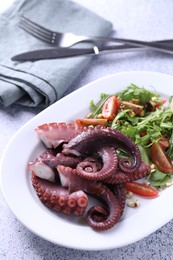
[1,71,173,251]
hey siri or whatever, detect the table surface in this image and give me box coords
[1,0,173,259]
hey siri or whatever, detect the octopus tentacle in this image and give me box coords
[111,184,127,217]
[86,206,109,227]
[85,182,122,231]
[57,165,122,231]
[104,160,151,184]
[55,153,83,168]
[28,149,83,182]
[39,149,83,168]
[35,122,87,149]
[31,173,88,216]
[62,126,141,173]
[83,157,102,171]
[86,205,109,223]
[118,157,135,173]
[76,145,118,181]
[29,161,56,182]
[57,165,86,193]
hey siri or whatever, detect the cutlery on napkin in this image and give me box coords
[0,0,112,107]
[11,39,173,61]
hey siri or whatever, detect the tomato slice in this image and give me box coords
[102,96,119,120]
[156,99,167,108]
[125,182,158,198]
[150,142,173,173]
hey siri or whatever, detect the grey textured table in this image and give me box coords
[1,1,173,259]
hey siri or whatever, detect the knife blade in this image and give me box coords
[11,40,173,61]
[11,45,142,61]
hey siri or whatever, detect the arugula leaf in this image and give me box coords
[117,84,159,104]
[136,105,173,147]
[111,109,140,128]
[120,125,137,141]
[111,109,130,128]
[89,93,110,118]
[111,109,140,141]
[167,130,173,160]
[138,145,151,164]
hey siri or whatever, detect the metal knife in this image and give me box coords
[11,40,173,61]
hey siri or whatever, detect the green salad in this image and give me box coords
[78,84,173,189]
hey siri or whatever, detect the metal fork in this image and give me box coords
[19,15,173,55]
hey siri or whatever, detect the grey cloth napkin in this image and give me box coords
[0,0,112,107]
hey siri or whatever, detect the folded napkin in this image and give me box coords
[0,0,112,107]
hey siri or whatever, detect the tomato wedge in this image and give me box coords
[102,96,119,120]
[150,142,173,173]
[125,182,158,198]
[156,99,167,108]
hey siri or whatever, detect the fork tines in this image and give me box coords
[19,15,56,44]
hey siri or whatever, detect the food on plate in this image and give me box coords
[28,84,173,231]
[29,123,151,231]
[87,84,173,188]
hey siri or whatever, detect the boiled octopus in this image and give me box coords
[29,122,151,231]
